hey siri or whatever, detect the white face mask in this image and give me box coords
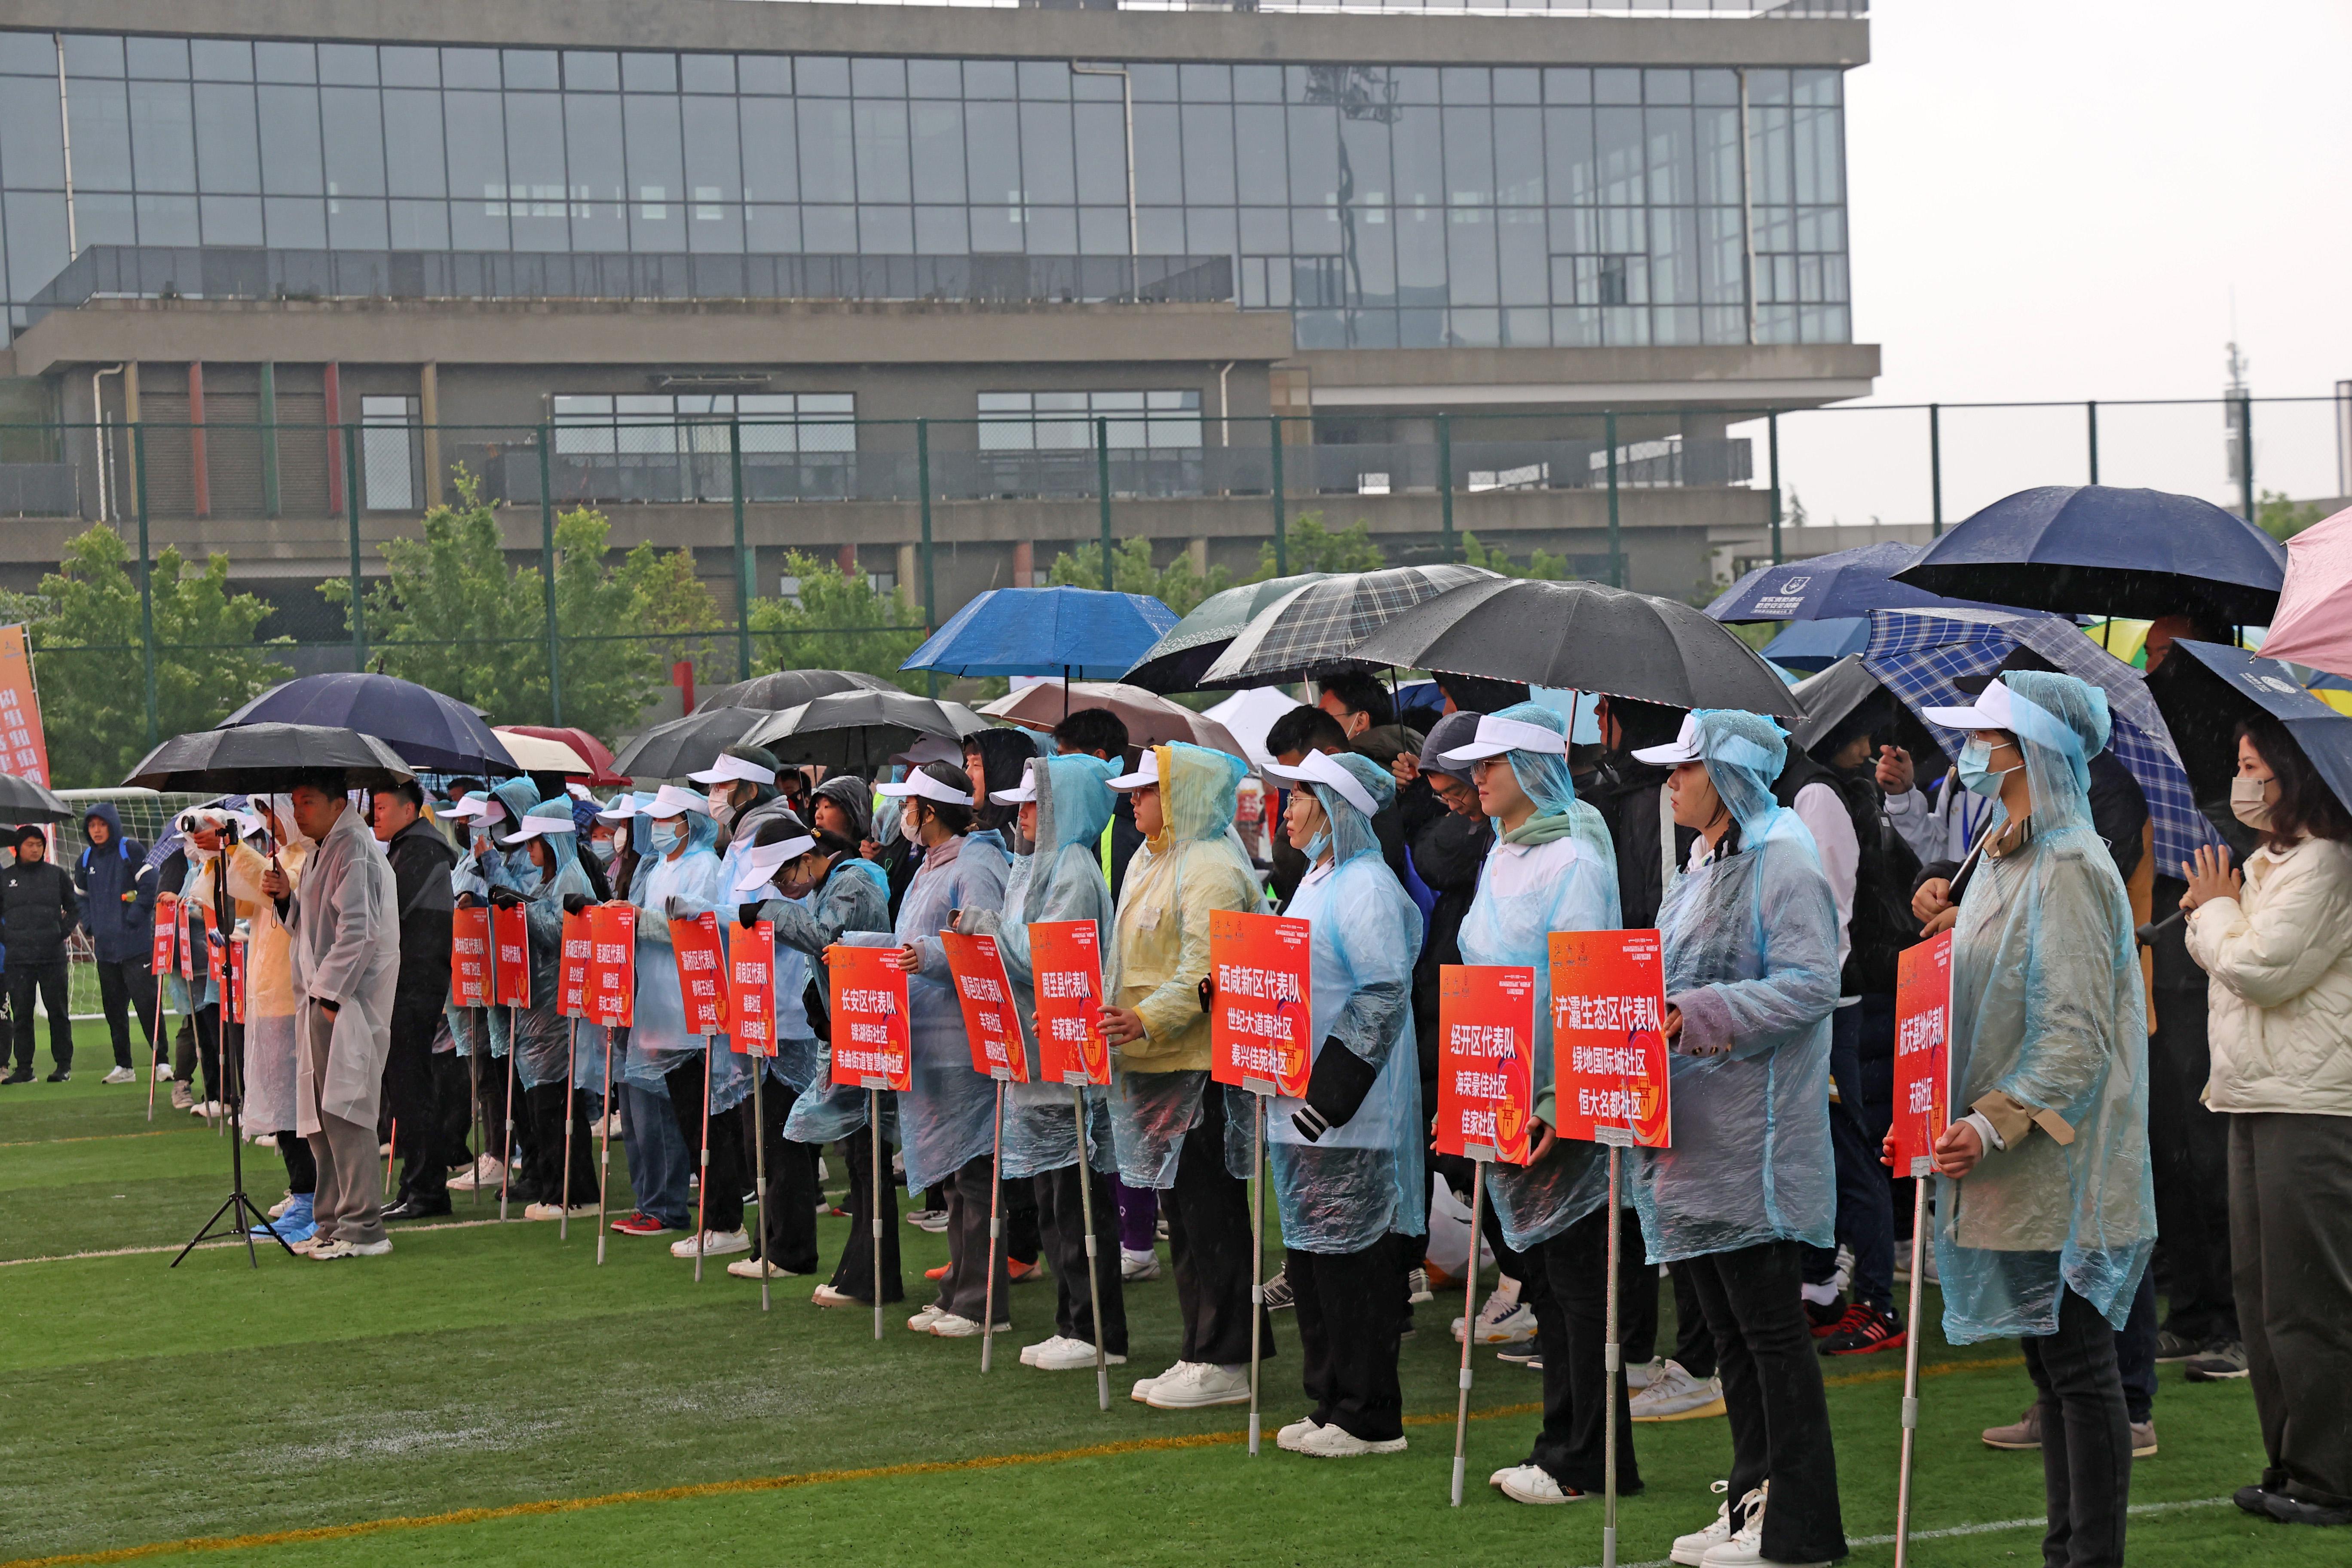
[2231,775,2278,831]
[707,787,738,827]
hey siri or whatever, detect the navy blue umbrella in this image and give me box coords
[1896,485,2288,627]
[1706,542,1995,623]
[219,672,518,775]
[2152,639,2352,818]
[1761,616,1871,672]
[903,586,1177,680]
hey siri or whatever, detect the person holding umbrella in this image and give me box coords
[2182,714,2352,1528]
[227,799,316,1244]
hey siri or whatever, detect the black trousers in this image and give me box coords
[384,995,446,1205]
[1289,1240,1405,1442]
[278,1129,317,1196]
[92,956,160,1068]
[1166,1084,1271,1367]
[6,962,72,1073]
[524,1081,599,1207]
[751,1075,823,1275]
[936,1152,1012,1322]
[1003,1170,1042,1267]
[1804,998,1899,1312]
[1681,1242,1846,1564]
[181,1005,222,1103]
[2230,1111,2352,1509]
[1036,1158,1128,1354]
[1525,1207,1643,1494]
[2024,1285,2133,1568]
[2149,989,2236,1342]
[479,1028,516,1165]
[828,1122,904,1304]
[432,1050,475,1169]
[663,1059,749,1234]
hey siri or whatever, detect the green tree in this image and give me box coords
[1458,530,1572,581]
[1256,511,1385,579]
[2257,488,2326,543]
[1045,537,1234,619]
[744,551,929,693]
[22,524,287,788]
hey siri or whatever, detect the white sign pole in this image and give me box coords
[1449,1158,1485,1506]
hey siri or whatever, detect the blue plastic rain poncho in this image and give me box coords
[1243,751,1427,1255]
[1631,710,1842,1264]
[1935,671,2154,1341]
[756,852,892,1114]
[165,843,227,1015]
[623,806,750,1114]
[1105,743,1266,1189]
[838,811,1009,1193]
[1454,705,1626,1250]
[503,803,595,1092]
[965,754,1121,1180]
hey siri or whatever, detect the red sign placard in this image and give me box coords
[207,928,227,993]
[670,911,730,1037]
[151,891,179,980]
[585,904,637,1028]
[1209,909,1313,1097]
[451,906,492,1007]
[1891,930,1954,1178]
[558,912,592,1020]
[181,902,206,984]
[1548,929,1672,1149]
[829,945,913,1092]
[1434,964,1537,1165]
[942,931,1027,1082]
[227,937,248,1026]
[1030,920,1109,1087]
[727,920,777,1057]
[492,903,531,1009]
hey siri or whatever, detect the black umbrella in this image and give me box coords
[0,772,77,824]
[1894,485,2288,628]
[694,668,898,714]
[122,724,414,792]
[609,707,763,781]
[1120,573,1332,694]
[741,690,990,774]
[1353,578,1804,720]
[1788,654,1950,779]
[2151,640,2352,816]
[220,671,518,775]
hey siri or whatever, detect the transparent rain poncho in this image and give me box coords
[1935,671,2154,1341]
[964,754,1121,1180]
[1631,709,1842,1264]
[1105,743,1266,1189]
[838,818,1009,1193]
[1241,750,1428,1255]
[757,854,892,1106]
[623,808,750,1115]
[224,827,306,1135]
[505,803,595,1092]
[1454,704,1626,1250]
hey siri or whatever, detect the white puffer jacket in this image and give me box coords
[2185,835,2352,1117]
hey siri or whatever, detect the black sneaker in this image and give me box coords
[1,1066,31,1085]
[1261,1267,1294,1311]
[1818,1302,1907,1357]
[1804,1295,1848,1336]
[2184,1340,2251,1382]
[2154,1327,2201,1363]
[45,1068,70,1082]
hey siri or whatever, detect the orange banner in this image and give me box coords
[1209,909,1313,1097]
[1030,920,1109,1087]
[0,624,52,787]
[727,920,777,1057]
[585,904,636,1028]
[1548,929,1672,1149]
[1891,930,1954,1177]
[942,931,1026,1082]
[829,946,912,1092]
[151,891,179,980]
[1434,964,1537,1165]
[557,912,592,1020]
[451,907,492,1008]
[492,903,531,1010]
[670,911,729,1037]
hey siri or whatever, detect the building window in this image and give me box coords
[548,391,855,502]
[977,390,1202,452]
[361,394,416,509]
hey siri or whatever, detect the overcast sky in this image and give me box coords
[1746,0,2352,533]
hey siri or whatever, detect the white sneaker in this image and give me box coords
[1700,1492,1818,1568]
[1275,1416,1322,1451]
[928,1313,1010,1338]
[1144,1361,1252,1410]
[1020,1335,1069,1366]
[346,1238,394,1258]
[601,1113,623,1138]
[153,1063,175,1082]
[1672,1482,1754,1567]
[1032,1338,1122,1371]
[667,1228,750,1259]
[1121,1248,1161,1281]
[522,1202,567,1222]
[103,1066,136,1084]
[1130,1360,1187,1403]
[306,1240,357,1260]
[447,1156,505,1192]
[726,1256,800,1280]
[267,1193,294,1220]
[1627,1355,1665,1391]
[1289,1423,1406,1458]
[810,1284,861,1308]
[907,1305,947,1333]
[1453,1297,1537,1346]
[1491,1464,1581,1505]
[906,1208,949,1234]
[1405,1266,1434,1305]
[191,1100,221,1119]
[1632,1361,1728,1423]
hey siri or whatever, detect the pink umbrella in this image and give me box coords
[2257,506,2352,679]
[976,680,1247,762]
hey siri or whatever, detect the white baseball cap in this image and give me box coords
[644,784,709,820]
[1631,714,1709,768]
[1263,749,1380,820]
[445,796,506,826]
[1437,713,1569,763]
[687,752,778,788]
[730,836,815,898]
[1106,750,1160,792]
[504,813,579,842]
[1922,677,2018,733]
[989,760,1039,805]
[593,794,640,824]
[876,769,974,808]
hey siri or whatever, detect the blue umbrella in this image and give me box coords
[219,672,518,775]
[1896,484,2288,627]
[902,586,1177,680]
[1761,616,1871,672]
[2153,639,2352,818]
[1707,542,1989,623]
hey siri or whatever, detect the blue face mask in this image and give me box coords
[1305,829,1332,862]
[651,821,686,856]
[588,838,617,865]
[1957,737,2019,797]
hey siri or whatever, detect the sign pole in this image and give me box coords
[1450,1158,1485,1506]
[595,1027,615,1265]
[1602,1143,1623,1568]
[981,1078,1005,1370]
[1893,1171,1931,1568]
[559,1019,578,1242]
[870,1088,885,1342]
[694,1037,713,1283]
[499,1009,518,1222]
[1074,1087,1109,1411]
[146,967,166,1122]
[750,1057,770,1312]
[1248,1091,1266,1458]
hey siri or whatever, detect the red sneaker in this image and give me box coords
[1819,1303,1907,1356]
[611,1212,672,1237]
[1007,1257,1043,1283]
[924,1262,951,1281]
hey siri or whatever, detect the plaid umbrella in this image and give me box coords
[1197,564,1500,689]
[1862,607,2221,873]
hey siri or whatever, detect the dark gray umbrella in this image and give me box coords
[694,668,898,714]
[609,707,763,781]
[1788,654,1949,777]
[0,772,76,824]
[123,724,414,792]
[220,672,519,775]
[1120,573,1332,694]
[741,690,990,774]
[1353,578,1804,719]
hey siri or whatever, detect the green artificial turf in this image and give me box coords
[0,1023,2323,1567]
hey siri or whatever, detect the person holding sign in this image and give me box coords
[162,810,230,1115]
[624,787,753,1260]
[959,753,1131,1373]
[1627,710,1846,1568]
[1436,705,1637,1507]
[1912,672,2153,1567]
[1252,748,1425,1459]
[1101,744,1271,1411]
[494,802,600,1222]
[853,761,1010,1338]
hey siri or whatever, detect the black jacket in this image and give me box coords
[384,818,459,1011]
[1774,752,1921,996]
[1,856,80,967]
[1408,807,1494,1096]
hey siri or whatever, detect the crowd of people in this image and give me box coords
[7,653,2351,1563]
